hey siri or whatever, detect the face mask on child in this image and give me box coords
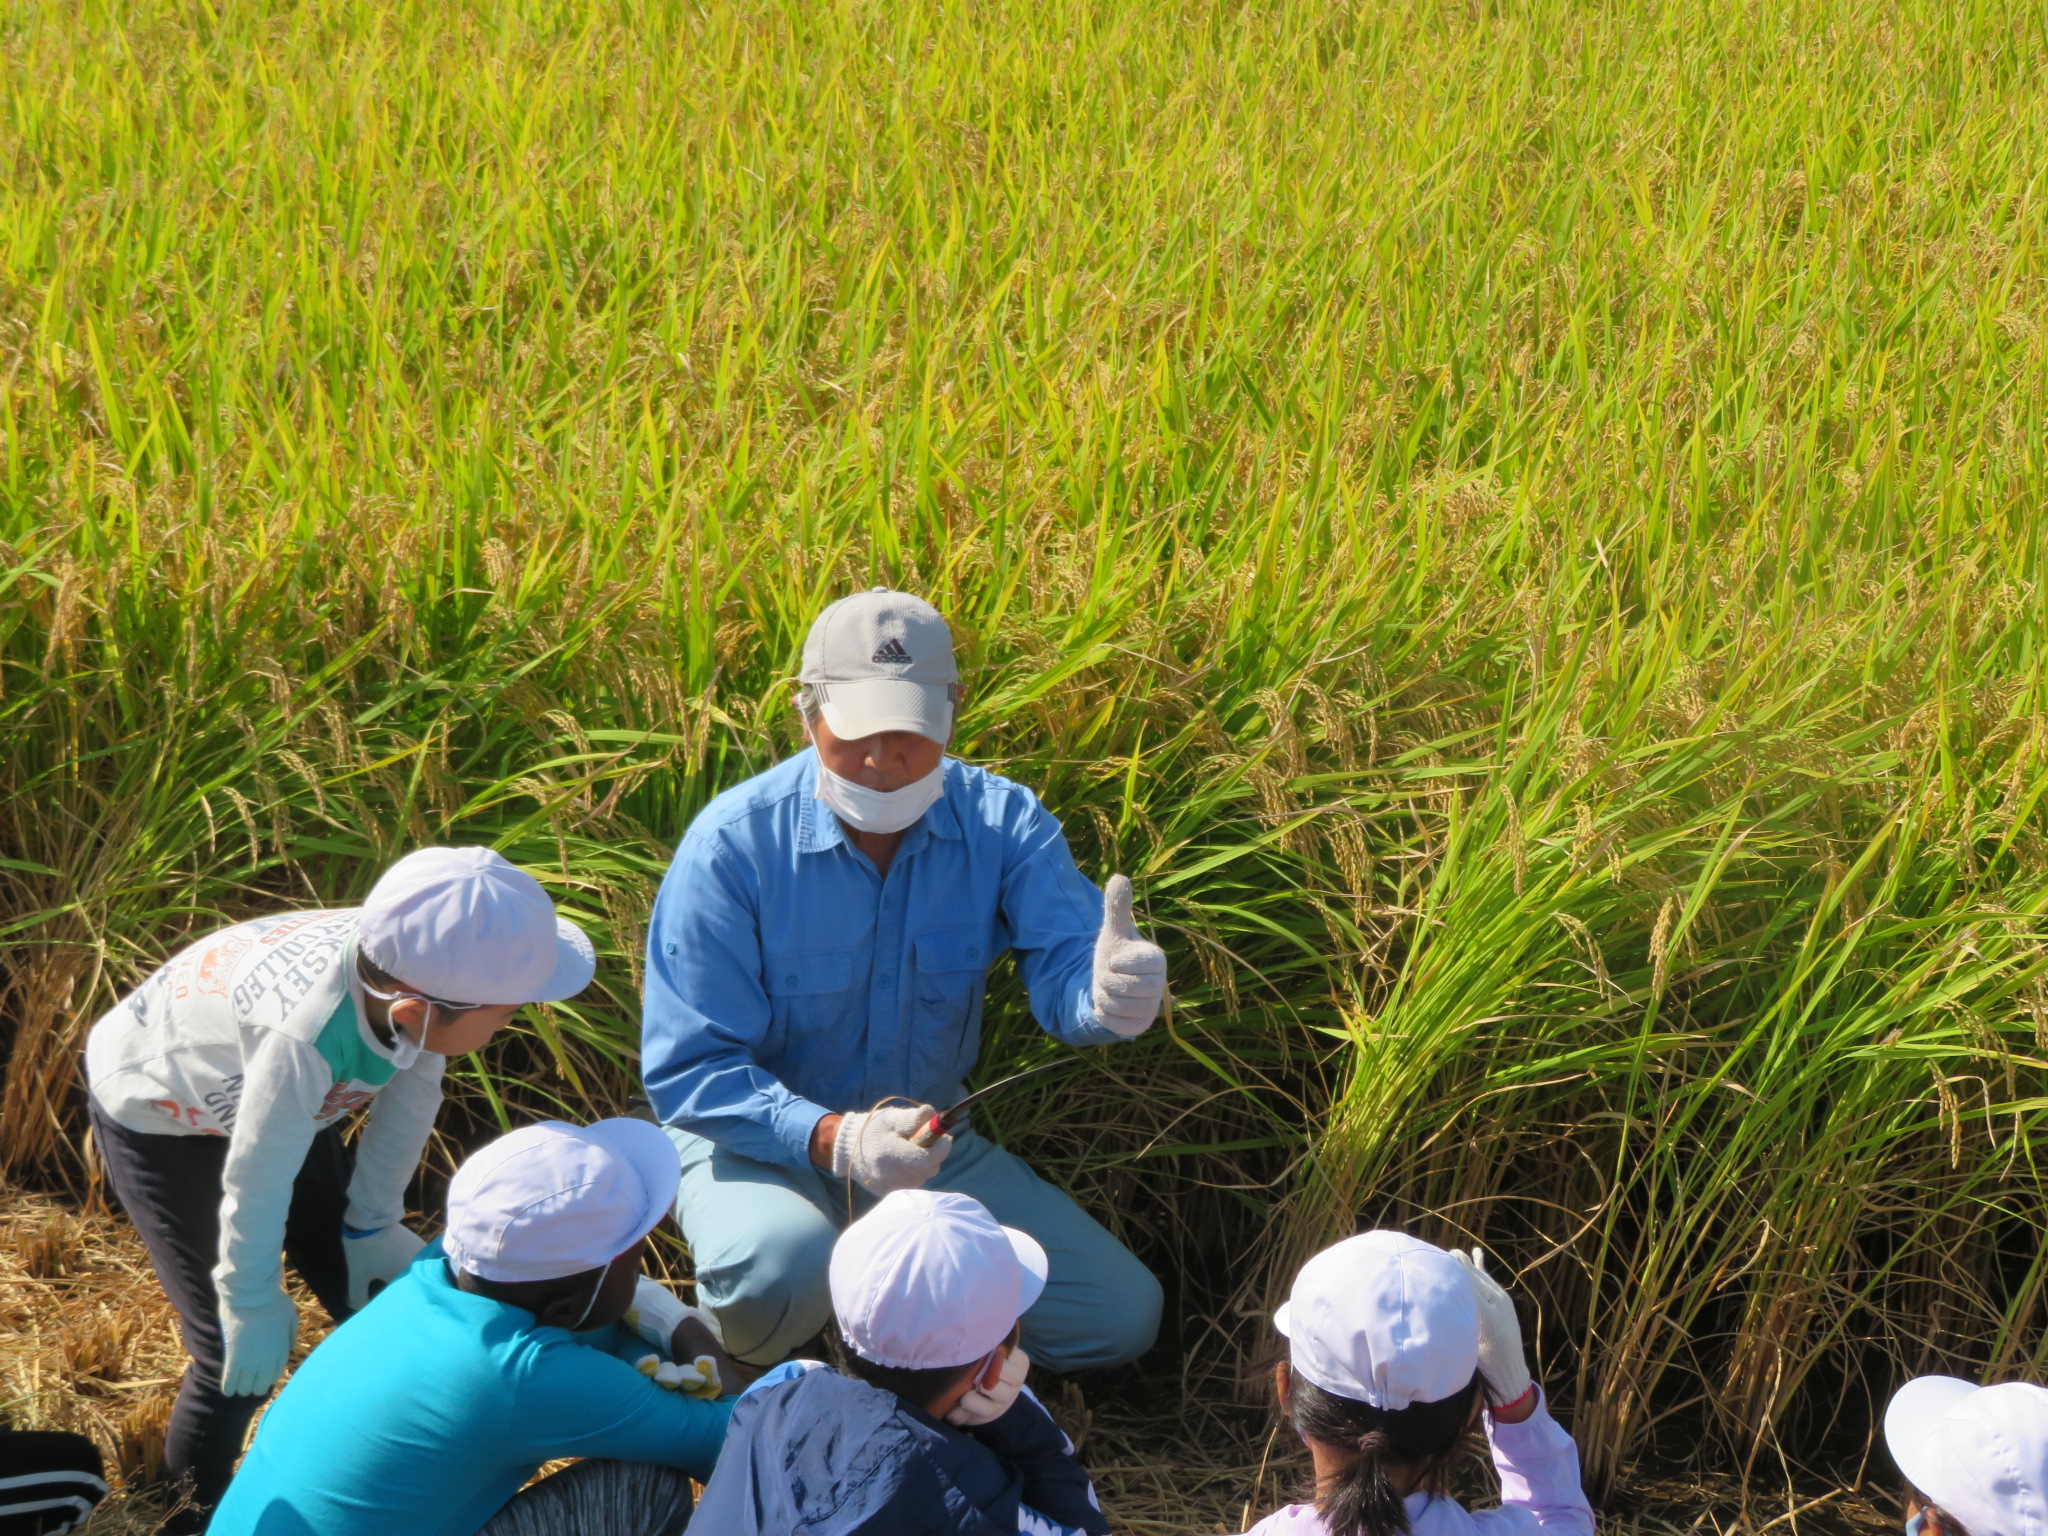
[944,1346,1030,1426]
[357,976,458,1069]
[1907,1514,1928,1536]
[814,761,945,835]
[386,1020,427,1071]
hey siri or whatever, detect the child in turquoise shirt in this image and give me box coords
[210,1119,735,1536]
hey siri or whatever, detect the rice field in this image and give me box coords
[4,0,2047,1522]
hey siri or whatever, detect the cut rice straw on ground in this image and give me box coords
[0,1179,1902,1534]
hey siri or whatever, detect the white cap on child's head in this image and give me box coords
[1276,1230,1481,1410]
[358,847,594,1006]
[829,1190,1048,1370]
[443,1118,680,1284]
[1886,1377,2048,1536]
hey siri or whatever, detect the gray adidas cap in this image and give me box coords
[799,588,959,742]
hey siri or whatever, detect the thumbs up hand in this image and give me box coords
[1091,874,1167,1039]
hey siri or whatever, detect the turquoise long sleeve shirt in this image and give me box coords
[640,751,1120,1169]
[209,1245,735,1536]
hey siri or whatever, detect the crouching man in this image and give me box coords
[641,587,1167,1370]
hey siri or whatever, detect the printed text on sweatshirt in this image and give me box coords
[84,910,445,1289]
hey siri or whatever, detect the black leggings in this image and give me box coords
[88,1100,353,1531]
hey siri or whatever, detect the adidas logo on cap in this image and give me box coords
[871,637,913,665]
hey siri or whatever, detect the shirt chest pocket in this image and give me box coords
[911,928,992,1015]
[762,949,854,999]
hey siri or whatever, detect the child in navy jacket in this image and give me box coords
[690,1190,1110,1535]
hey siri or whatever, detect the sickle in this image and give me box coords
[911,1058,1075,1146]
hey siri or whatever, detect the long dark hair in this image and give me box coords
[1284,1369,1487,1536]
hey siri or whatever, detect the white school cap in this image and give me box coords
[1886,1377,2048,1536]
[799,588,959,743]
[829,1190,1047,1370]
[358,846,594,1006]
[1275,1230,1481,1410]
[443,1118,681,1284]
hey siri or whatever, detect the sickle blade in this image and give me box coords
[938,1057,1074,1130]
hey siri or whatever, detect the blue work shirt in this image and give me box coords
[641,750,1118,1169]
[209,1244,735,1536]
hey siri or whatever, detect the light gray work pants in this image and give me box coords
[668,1124,1163,1371]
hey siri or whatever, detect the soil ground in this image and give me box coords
[0,1181,1900,1535]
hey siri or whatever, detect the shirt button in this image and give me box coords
[966,947,979,960]
[664,942,677,956]
[785,973,798,984]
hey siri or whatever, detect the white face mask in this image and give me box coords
[385,1022,426,1071]
[357,972,459,1070]
[815,760,946,835]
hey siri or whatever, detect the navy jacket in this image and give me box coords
[688,1367,1110,1535]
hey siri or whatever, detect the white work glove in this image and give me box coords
[622,1276,692,1351]
[1452,1247,1534,1408]
[219,1283,298,1397]
[344,1224,427,1312]
[945,1345,1030,1426]
[634,1352,724,1399]
[831,1104,953,1195]
[1091,874,1167,1038]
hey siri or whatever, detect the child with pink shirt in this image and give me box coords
[1242,1230,1593,1536]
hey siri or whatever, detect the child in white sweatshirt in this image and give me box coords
[84,846,593,1530]
[1242,1230,1593,1536]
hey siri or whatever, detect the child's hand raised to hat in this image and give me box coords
[1451,1247,1536,1419]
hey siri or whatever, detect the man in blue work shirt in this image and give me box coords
[640,588,1168,1372]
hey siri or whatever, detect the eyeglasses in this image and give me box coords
[356,977,481,1016]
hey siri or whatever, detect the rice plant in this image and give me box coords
[3,0,2046,1506]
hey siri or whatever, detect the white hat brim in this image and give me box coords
[1270,1298,1359,1402]
[817,679,952,744]
[1886,1375,1977,1500]
[1005,1224,1050,1317]
[527,915,596,1003]
[580,1117,683,1248]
